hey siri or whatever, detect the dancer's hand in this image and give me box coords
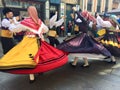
[72,7,77,11]
[116,29,120,32]
[55,11,58,14]
[71,14,74,19]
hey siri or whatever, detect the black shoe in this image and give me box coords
[81,65,90,68]
[108,61,116,64]
[69,62,77,67]
[29,79,35,83]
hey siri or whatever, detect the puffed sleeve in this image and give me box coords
[9,24,26,32]
[55,18,64,27]
[96,16,112,28]
[2,19,11,28]
[38,22,48,34]
[49,13,57,29]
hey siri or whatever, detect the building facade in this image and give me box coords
[79,0,113,13]
[60,0,79,34]
[0,0,47,21]
[0,0,119,22]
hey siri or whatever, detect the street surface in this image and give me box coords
[0,37,120,90]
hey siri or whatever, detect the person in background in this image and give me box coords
[74,24,79,35]
[48,12,64,47]
[67,20,73,36]
[60,23,65,37]
[1,7,15,54]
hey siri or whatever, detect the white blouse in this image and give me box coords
[9,22,48,39]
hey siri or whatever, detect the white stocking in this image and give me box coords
[29,74,35,81]
[72,57,78,66]
[83,57,89,67]
[111,56,116,62]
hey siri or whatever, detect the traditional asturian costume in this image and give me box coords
[0,6,68,82]
[48,12,64,47]
[97,15,120,57]
[1,8,15,54]
[57,10,114,67]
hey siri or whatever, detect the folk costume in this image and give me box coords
[57,10,114,67]
[48,12,64,47]
[0,6,68,82]
[1,8,15,54]
[97,15,120,57]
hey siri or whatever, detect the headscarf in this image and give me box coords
[27,6,40,26]
[21,6,42,30]
[81,11,96,23]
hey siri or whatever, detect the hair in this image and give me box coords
[3,7,12,15]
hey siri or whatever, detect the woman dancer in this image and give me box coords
[57,7,115,67]
[96,14,120,58]
[0,6,68,83]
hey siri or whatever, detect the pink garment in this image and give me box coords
[21,6,42,31]
[81,11,96,23]
[20,18,42,30]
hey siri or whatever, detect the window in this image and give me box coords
[87,0,92,11]
[97,0,101,12]
[5,0,22,7]
[105,0,108,12]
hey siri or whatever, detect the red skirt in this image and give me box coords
[7,41,68,74]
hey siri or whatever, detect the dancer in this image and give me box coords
[96,14,120,58]
[0,6,68,83]
[57,7,115,67]
[1,8,15,54]
[48,12,64,47]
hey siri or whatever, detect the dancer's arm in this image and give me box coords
[49,12,57,29]
[74,11,87,25]
[55,17,64,27]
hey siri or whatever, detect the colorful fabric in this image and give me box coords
[57,33,111,57]
[1,29,13,38]
[81,11,96,23]
[7,41,68,74]
[100,33,120,57]
[20,18,42,30]
[0,36,38,70]
[97,29,106,36]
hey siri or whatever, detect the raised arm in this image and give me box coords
[74,11,87,25]
[96,16,112,28]
[9,23,26,32]
[49,12,57,29]
[55,17,64,27]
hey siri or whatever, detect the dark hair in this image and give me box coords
[95,12,97,18]
[2,7,12,15]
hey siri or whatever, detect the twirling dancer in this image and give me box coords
[57,7,115,67]
[96,14,120,59]
[0,6,68,83]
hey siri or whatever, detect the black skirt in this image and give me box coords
[101,32,120,57]
[1,37,15,54]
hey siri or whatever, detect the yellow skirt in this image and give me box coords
[0,36,38,70]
